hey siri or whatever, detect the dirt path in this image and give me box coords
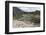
[13,20,40,28]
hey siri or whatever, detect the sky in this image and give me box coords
[18,7,40,12]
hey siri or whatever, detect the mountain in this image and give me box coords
[13,7,40,16]
[13,7,24,16]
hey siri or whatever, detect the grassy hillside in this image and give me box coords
[13,10,40,24]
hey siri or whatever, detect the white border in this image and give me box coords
[9,3,43,32]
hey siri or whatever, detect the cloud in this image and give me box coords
[18,7,40,12]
